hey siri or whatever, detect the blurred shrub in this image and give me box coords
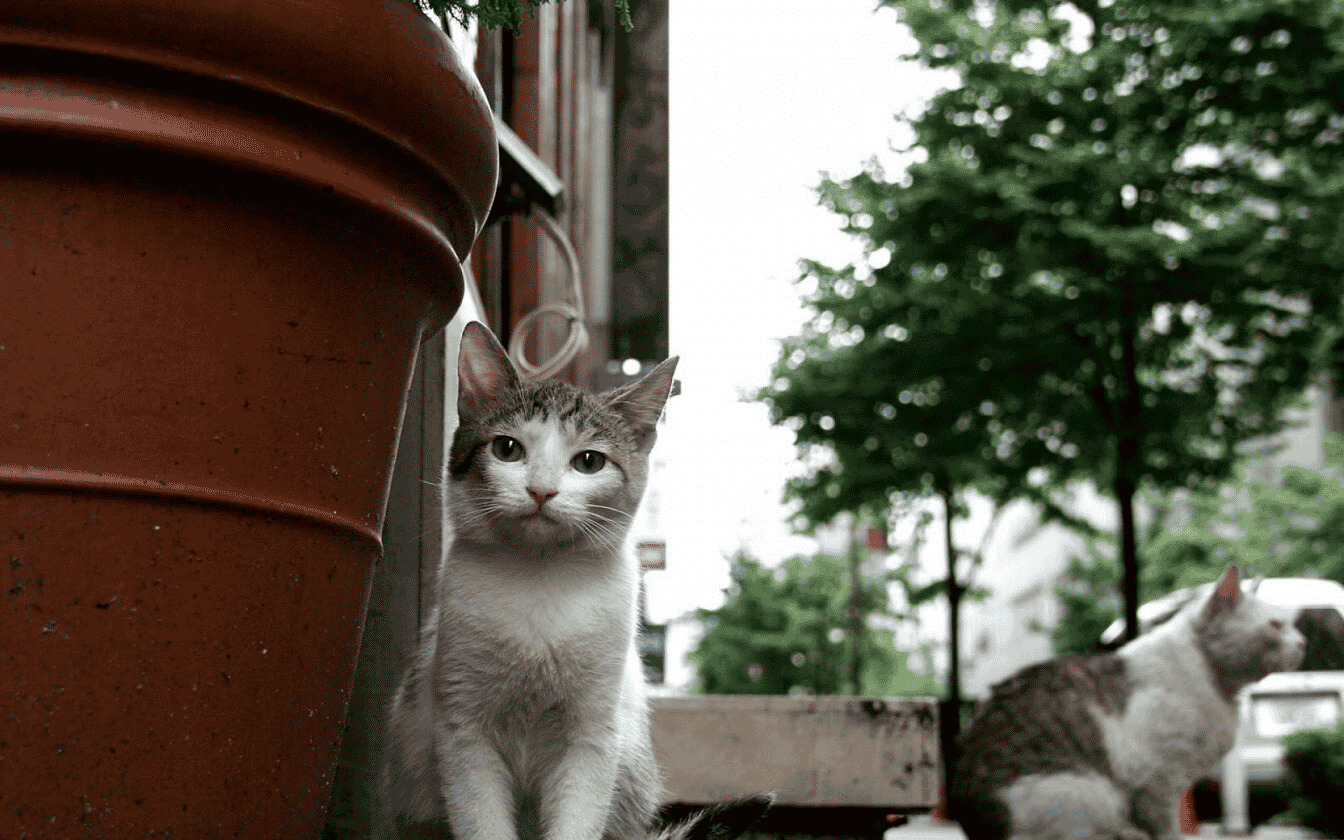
[1280,721,1344,836]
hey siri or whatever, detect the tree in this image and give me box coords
[1054,434,1344,653]
[765,0,1344,666]
[1051,548,1125,655]
[762,185,1043,743]
[1146,434,1344,588]
[689,551,938,696]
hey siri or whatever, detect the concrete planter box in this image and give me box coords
[651,695,941,837]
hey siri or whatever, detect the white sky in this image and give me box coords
[645,0,948,636]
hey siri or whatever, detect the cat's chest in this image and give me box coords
[448,555,635,654]
[1101,647,1237,782]
[497,584,626,652]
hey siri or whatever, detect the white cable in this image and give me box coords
[507,207,590,380]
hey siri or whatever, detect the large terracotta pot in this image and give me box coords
[0,1,496,836]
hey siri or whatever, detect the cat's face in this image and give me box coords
[456,408,640,551]
[1195,565,1307,694]
[447,322,677,554]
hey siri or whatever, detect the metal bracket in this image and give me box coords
[489,115,564,224]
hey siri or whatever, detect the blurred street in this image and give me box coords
[885,815,1324,840]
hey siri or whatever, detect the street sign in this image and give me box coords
[637,540,666,571]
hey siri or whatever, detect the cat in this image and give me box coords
[949,564,1306,840]
[651,795,775,840]
[379,320,678,840]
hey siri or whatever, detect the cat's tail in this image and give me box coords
[648,794,774,840]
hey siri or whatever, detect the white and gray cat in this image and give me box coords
[379,322,770,840]
[950,564,1306,840]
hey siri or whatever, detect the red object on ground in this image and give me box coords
[934,785,950,821]
[1181,789,1201,835]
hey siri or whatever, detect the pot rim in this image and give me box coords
[0,0,498,304]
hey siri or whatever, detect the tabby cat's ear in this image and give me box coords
[457,321,519,419]
[603,356,679,450]
[1204,564,1243,621]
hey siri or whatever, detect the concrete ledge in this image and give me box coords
[650,695,941,811]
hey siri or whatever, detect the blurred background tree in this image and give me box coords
[1144,434,1344,588]
[1051,547,1125,656]
[689,551,939,696]
[1053,434,1344,654]
[763,0,1344,727]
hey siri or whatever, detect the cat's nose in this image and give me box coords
[528,487,557,507]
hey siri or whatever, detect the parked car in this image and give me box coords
[1101,577,1344,835]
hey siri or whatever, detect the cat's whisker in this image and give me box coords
[574,521,610,553]
[584,508,621,526]
[571,517,601,546]
[586,502,634,524]
[572,508,623,553]
[582,523,621,555]
[585,518,629,554]
[451,500,512,536]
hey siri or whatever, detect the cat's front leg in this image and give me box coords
[544,730,622,840]
[437,734,517,840]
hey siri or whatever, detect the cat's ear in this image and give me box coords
[457,321,519,419]
[603,356,679,449]
[1204,564,1243,621]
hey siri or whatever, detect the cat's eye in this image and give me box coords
[491,436,524,462]
[572,450,606,474]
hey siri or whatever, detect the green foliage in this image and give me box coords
[689,551,937,696]
[1052,548,1122,655]
[1280,720,1344,836]
[763,0,1344,643]
[906,577,990,607]
[1053,435,1344,652]
[766,0,1344,515]
[1146,435,1344,589]
[416,0,631,32]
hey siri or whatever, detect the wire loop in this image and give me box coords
[507,207,590,380]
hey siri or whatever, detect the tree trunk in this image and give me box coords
[847,528,864,695]
[942,486,962,715]
[938,479,963,794]
[1116,470,1140,643]
[1116,272,1143,643]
